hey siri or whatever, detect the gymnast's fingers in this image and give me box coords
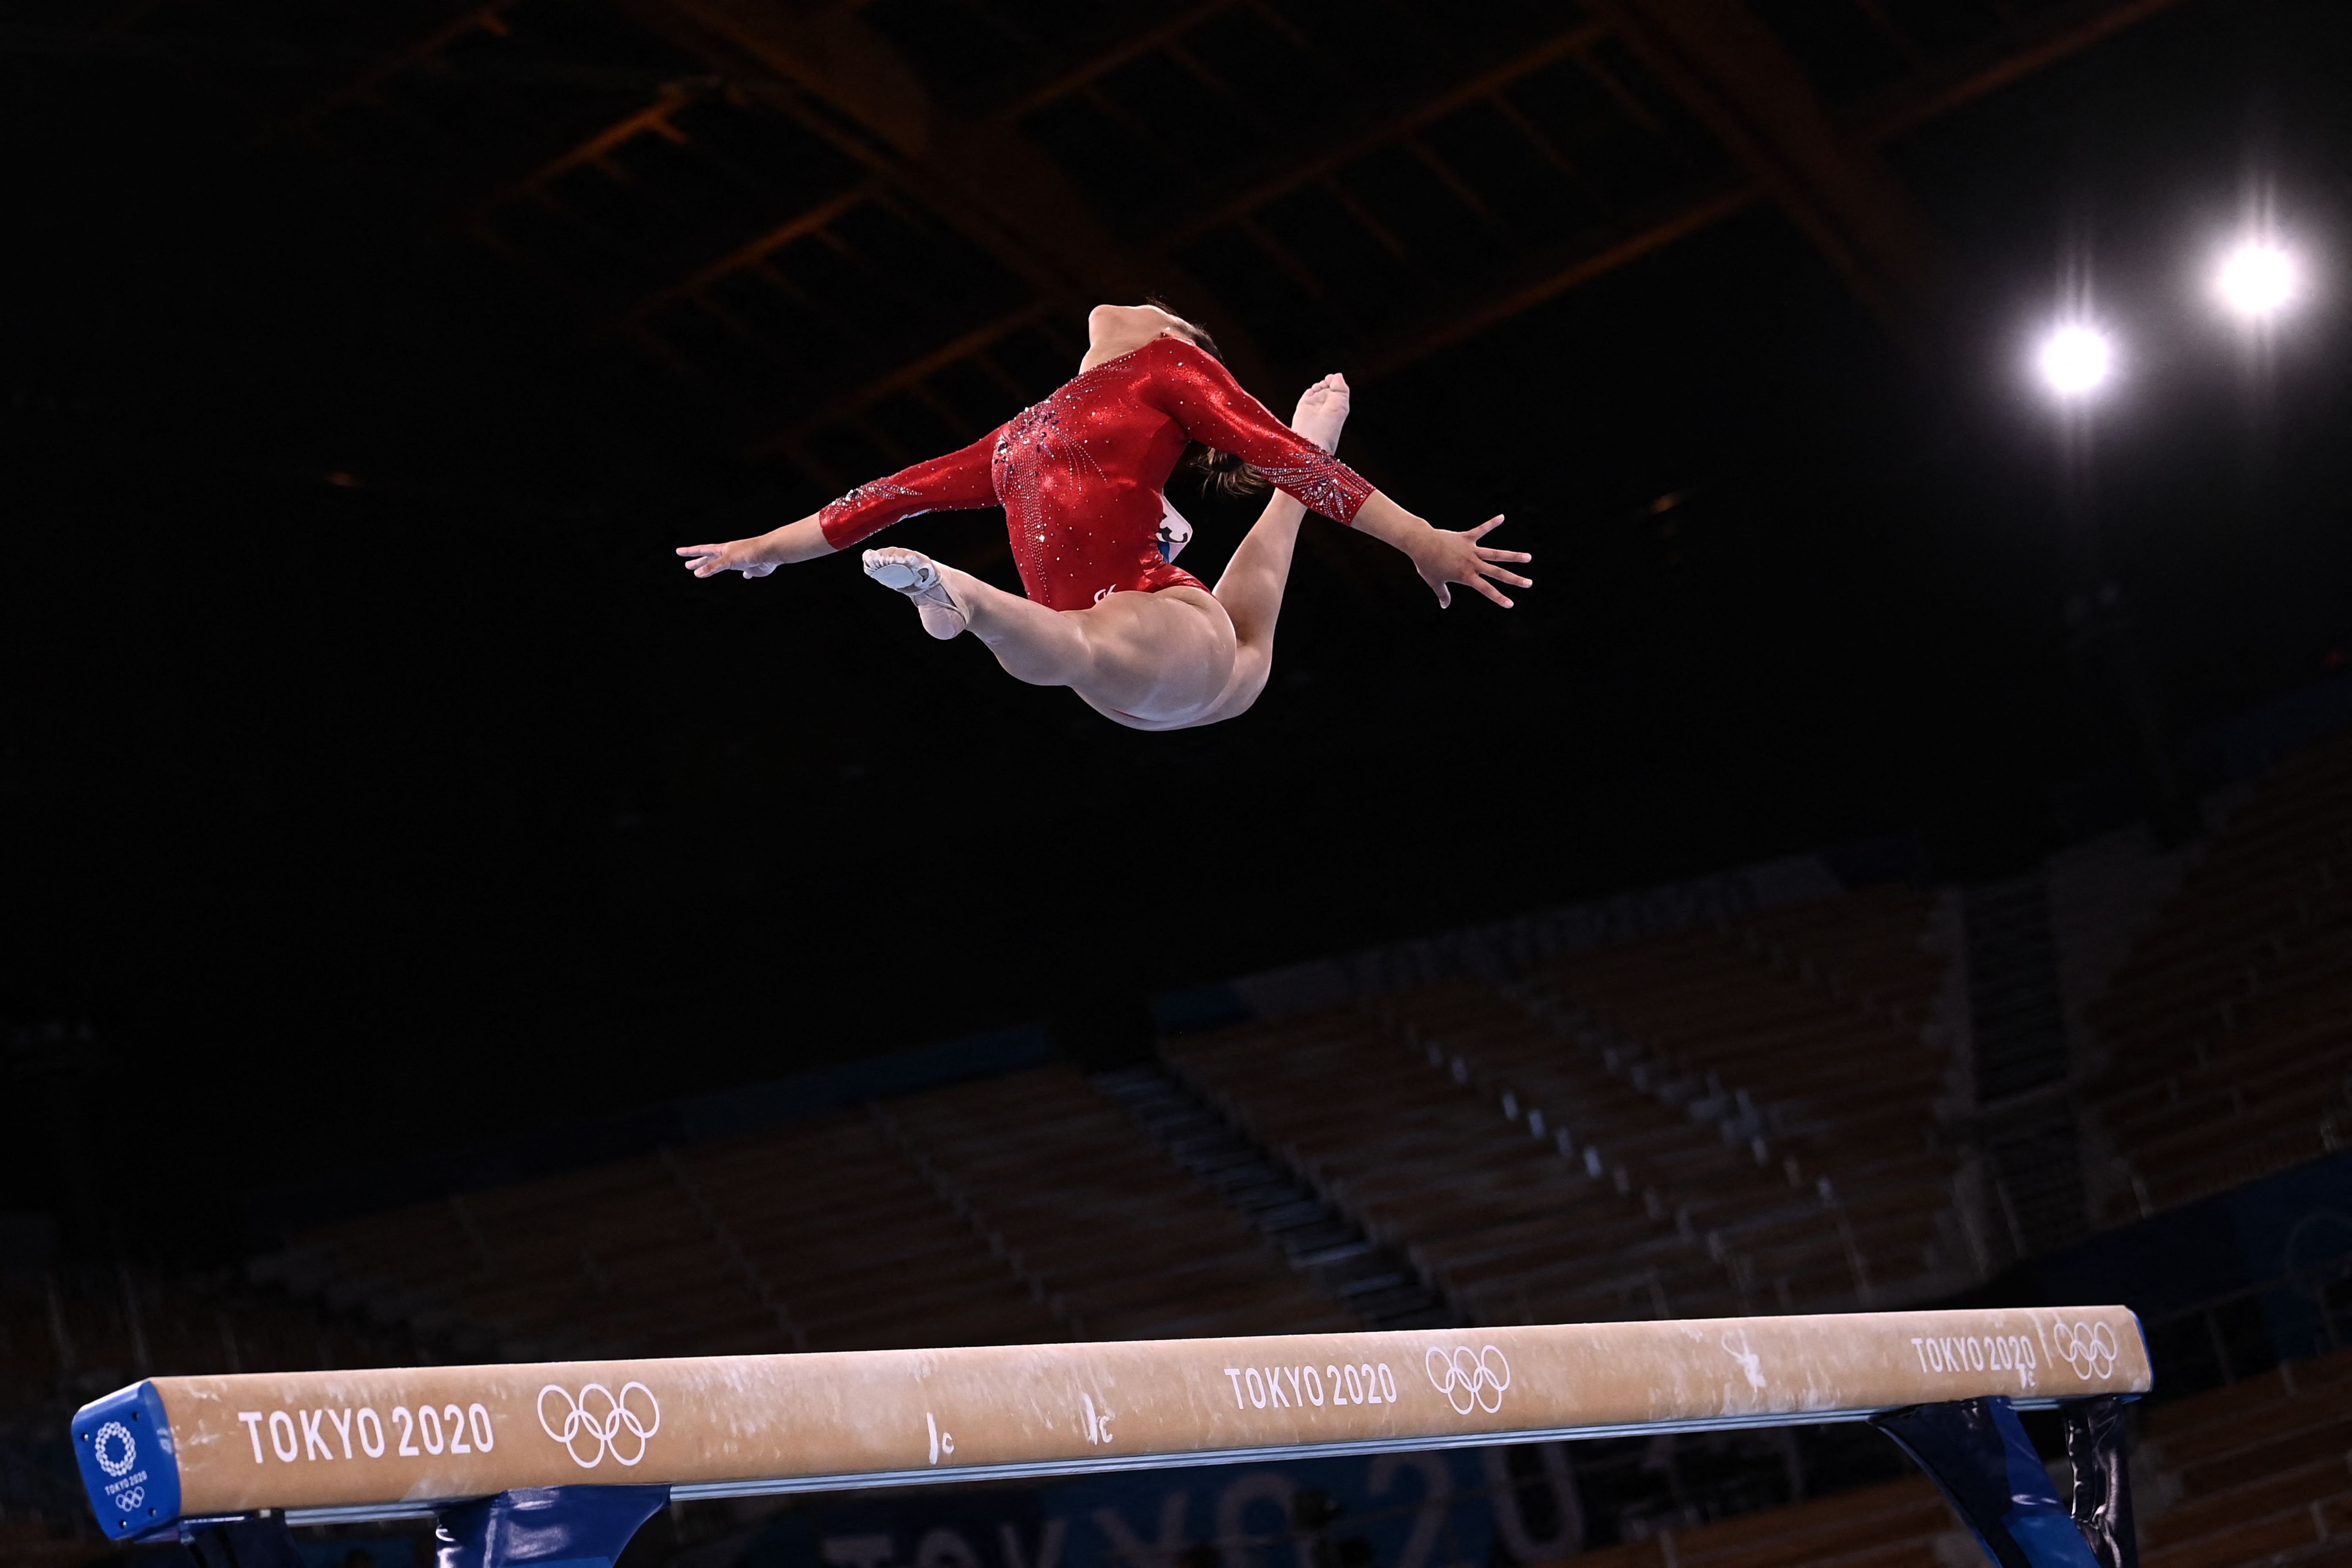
[1470,575,1515,609]
[1466,514,1506,539]
[1476,547,1533,563]
[1481,563,1533,588]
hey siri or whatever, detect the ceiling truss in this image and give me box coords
[248,0,2196,498]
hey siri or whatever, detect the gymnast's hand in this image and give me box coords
[676,516,834,578]
[1410,516,1532,610]
[675,536,781,578]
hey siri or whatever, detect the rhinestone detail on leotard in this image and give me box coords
[992,399,1108,601]
[1250,459,1375,523]
[817,480,923,534]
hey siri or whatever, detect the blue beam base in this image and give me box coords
[433,1485,671,1568]
[175,1485,669,1568]
[1873,1397,2112,1568]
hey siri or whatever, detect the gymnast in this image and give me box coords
[675,303,1530,731]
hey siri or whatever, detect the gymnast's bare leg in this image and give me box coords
[861,374,1353,731]
[867,558,1239,725]
[1084,372,1349,731]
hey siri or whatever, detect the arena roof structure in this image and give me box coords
[123,0,2195,504]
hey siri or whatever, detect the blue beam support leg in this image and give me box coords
[433,1485,672,1568]
[1873,1397,2128,1568]
[179,1486,669,1568]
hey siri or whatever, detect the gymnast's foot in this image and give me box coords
[863,547,968,640]
[1292,372,1351,454]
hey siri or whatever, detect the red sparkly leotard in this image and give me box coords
[817,337,1377,612]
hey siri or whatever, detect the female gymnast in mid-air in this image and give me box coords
[676,302,1531,731]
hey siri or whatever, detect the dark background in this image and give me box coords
[3,0,2348,1252]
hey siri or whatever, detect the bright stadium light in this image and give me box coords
[2214,239,2303,321]
[2036,323,2116,401]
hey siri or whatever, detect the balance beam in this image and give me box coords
[72,1306,2148,1566]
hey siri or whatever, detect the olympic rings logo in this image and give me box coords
[2051,1321,2120,1381]
[1425,1345,1511,1415]
[93,1421,137,1478]
[537,1382,661,1468]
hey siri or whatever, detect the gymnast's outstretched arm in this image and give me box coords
[1349,493,1525,610]
[675,512,833,578]
[677,425,1003,579]
[1147,340,1530,610]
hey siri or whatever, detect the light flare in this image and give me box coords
[2215,240,2302,321]
[2036,324,2116,400]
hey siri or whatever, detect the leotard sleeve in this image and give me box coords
[817,427,1004,550]
[1141,339,1377,525]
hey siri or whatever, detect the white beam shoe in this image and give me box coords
[862,548,969,638]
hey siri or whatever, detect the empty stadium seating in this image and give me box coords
[2136,1342,2352,1568]
[1519,1341,2352,1568]
[14,727,2350,1567]
[1531,885,1971,1313]
[2088,733,2352,1221]
[0,1518,114,1568]
[1168,882,1970,1327]
[0,1262,405,1414]
[877,1067,1356,1339]
[255,1063,1343,1358]
[1550,1474,1961,1568]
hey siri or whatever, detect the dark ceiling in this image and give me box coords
[24,0,2210,493]
[5,0,2350,1249]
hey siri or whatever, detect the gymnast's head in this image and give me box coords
[1083,302,1220,370]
